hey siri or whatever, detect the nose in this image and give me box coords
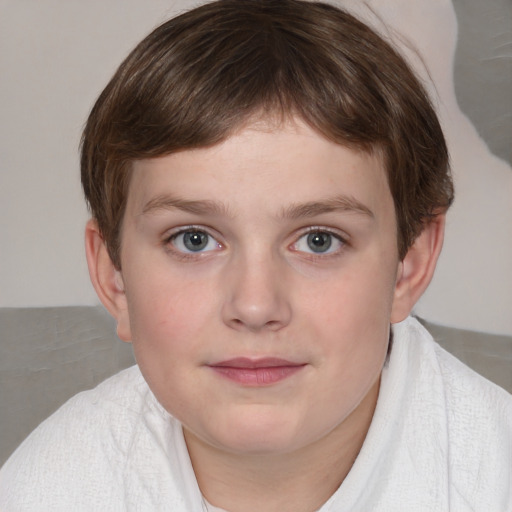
[221,249,292,333]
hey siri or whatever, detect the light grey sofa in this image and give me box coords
[1,306,511,466]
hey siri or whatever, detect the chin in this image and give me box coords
[203,411,313,456]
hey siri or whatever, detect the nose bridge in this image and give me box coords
[221,244,291,332]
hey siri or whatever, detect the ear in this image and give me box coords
[390,214,446,324]
[85,219,132,342]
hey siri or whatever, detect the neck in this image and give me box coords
[185,378,380,512]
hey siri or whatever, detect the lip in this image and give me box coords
[208,358,307,386]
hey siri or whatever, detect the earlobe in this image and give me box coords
[390,214,446,324]
[85,219,132,342]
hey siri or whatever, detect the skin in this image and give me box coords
[86,117,445,512]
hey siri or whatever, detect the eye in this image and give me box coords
[170,229,221,253]
[292,230,344,255]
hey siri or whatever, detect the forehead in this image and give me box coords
[127,118,393,221]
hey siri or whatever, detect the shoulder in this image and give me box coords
[398,318,512,507]
[395,317,512,409]
[10,364,152,447]
[412,318,512,428]
[0,366,182,510]
[432,332,512,499]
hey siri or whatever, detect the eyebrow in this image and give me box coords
[279,195,374,220]
[141,195,232,217]
[140,194,374,219]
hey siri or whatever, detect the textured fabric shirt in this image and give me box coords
[1,317,511,511]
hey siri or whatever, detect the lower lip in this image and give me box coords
[210,365,305,386]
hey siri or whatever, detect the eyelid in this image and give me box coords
[163,225,224,257]
[295,225,349,243]
[289,226,349,256]
[164,224,220,241]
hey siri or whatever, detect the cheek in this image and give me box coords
[125,272,217,360]
[308,260,396,329]
[124,277,218,415]
[302,256,397,378]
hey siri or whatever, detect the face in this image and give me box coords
[116,119,402,456]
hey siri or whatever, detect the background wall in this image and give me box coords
[1,0,511,335]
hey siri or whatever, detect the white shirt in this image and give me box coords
[1,317,511,511]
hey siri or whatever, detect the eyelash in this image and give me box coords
[162,225,349,261]
[164,225,222,260]
[291,227,348,259]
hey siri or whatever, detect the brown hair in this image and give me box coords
[81,0,453,268]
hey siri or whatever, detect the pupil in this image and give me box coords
[307,232,331,253]
[184,231,208,251]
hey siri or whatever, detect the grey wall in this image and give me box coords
[453,0,512,165]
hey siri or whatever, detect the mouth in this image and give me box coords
[208,357,307,386]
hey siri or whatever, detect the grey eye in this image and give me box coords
[306,232,332,253]
[183,231,209,251]
[172,230,219,253]
[292,230,344,255]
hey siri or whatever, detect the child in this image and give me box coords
[1,1,510,510]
